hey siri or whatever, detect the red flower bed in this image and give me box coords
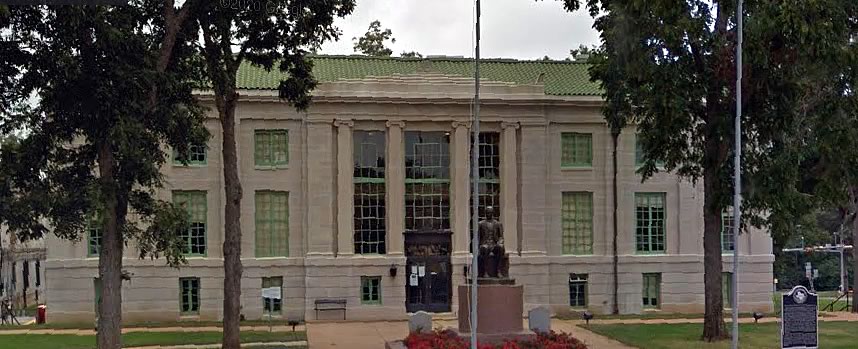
[403,330,588,349]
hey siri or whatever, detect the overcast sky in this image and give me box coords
[318,0,599,60]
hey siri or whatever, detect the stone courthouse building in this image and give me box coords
[43,55,774,323]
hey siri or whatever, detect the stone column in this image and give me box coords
[386,121,406,256]
[519,121,548,255]
[335,119,354,257]
[501,121,520,254]
[451,121,471,255]
[306,120,335,257]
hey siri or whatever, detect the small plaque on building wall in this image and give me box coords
[409,273,419,286]
[781,285,818,349]
[418,266,426,277]
[261,287,282,300]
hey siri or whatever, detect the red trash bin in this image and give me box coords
[36,305,46,324]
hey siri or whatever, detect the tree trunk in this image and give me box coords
[702,164,728,341]
[96,143,126,349]
[852,202,857,313]
[611,131,620,315]
[217,90,243,349]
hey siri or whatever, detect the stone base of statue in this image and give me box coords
[457,281,523,335]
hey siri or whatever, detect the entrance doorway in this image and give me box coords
[405,232,452,313]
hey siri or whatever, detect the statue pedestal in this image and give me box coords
[457,283,523,335]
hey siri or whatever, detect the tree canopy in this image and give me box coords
[565,0,858,338]
[353,19,395,56]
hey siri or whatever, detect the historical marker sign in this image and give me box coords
[781,285,818,349]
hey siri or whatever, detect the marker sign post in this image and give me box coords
[781,286,818,349]
[262,286,282,332]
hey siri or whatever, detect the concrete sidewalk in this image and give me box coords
[305,319,634,349]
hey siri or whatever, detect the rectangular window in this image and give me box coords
[180,277,200,315]
[642,273,661,308]
[561,132,592,167]
[354,131,386,254]
[255,191,289,257]
[255,130,289,167]
[174,143,207,166]
[361,276,382,305]
[722,272,733,308]
[569,273,588,307]
[173,191,207,256]
[721,210,735,252]
[87,216,102,257]
[635,193,666,253]
[405,132,451,231]
[474,132,501,221]
[561,192,594,255]
[22,262,29,289]
[262,277,283,314]
[35,261,40,287]
[635,134,665,167]
[94,278,101,313]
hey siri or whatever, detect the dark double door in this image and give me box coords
[404,232,452,313]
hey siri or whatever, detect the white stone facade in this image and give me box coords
[43,72,774,323]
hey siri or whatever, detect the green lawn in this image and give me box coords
[586,322,857,349]
[0,331,306,349]
[0,319,300,331]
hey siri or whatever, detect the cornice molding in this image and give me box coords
[385,120,406,128]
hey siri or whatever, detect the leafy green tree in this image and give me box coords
[0,3,206,348]
[194,1,354,347]
[353,20,394,56]
[401,51,422,58]
[563,0,858,339]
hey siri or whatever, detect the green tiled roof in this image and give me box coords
[236,55,602,96]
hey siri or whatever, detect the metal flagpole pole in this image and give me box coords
[470,0,481,347]
[731,0,743,348]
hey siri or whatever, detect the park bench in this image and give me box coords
[314,299,347,320]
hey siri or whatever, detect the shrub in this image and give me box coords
[403,330,588,349]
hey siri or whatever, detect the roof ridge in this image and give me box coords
[305,54,588,65]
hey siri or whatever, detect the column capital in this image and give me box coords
[451,121,471,129]
[501,121,521,130]
[386,120,406,128]
[334,119,354,128]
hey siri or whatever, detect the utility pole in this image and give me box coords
[470,0,481,348]
[731,0,744,348]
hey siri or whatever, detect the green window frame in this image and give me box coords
[180,277,200,315]
[561,192,593,255]
[721,210,735,252]
[262,277,283,314]
[569,274,588,307]
[635,193,666,253]
[722,272,733,308]
[635,134,665,168]
[360,276,382,305]
[94,278,101,314]
[354,131,387,254]
[87,214,102,257]
[173,143,207,166]
[405,132,451,231]
[561,132,592,168]
[255,191,289,257]
[473,132,501,221]
[642,273,661,308]
[173,191,207,256]
[254,130,289,167]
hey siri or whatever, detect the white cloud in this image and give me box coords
[319,0,598,60]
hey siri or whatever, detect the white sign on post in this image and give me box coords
[409,273,419,286]
[261,287,282,300]
[418,266,426,277]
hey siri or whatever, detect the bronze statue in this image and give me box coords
[477,206,509,279]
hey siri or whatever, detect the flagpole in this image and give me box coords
[731,0,743,348]
[470,0,481,347]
